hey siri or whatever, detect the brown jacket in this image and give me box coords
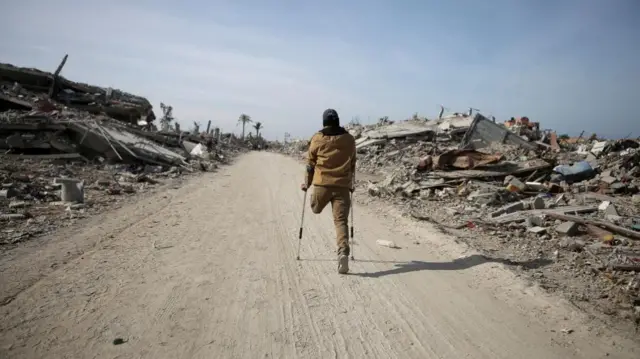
[305,126,356,188]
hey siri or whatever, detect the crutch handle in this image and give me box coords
[350,227,354,238]
[299,228,303,239]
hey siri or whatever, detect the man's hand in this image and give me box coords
[350,187,355,193]
[300,183,308,192]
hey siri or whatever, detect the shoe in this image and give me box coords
[338,254,349,274]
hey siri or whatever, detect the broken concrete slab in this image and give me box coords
[428,159,551,180]
[590,141,608,156]
[459,113,537,151]
[604,203,619,217]
[0,93,33,111]
[54,178,85,203]
[417,149,503,171]
[356,138,387,150]
[556,221,579,236]
[362,122,434,140]
[533,197,546,210]
[66,120,187,166]
[526,215,544,227]
[490,201,525,218]
[600,175,618,185]
[490,205,598,224]
[528,226,547,235]
[8,201,29,209]
[467,190,495,205]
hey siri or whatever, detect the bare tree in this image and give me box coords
[159,102,174,131]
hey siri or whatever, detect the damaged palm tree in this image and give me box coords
[253,121,263,138]
[237,114,252,140]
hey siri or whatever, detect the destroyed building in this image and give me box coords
[1,59,244,247]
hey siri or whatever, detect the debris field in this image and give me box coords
[0,58,246,248]
[277,111,640,330]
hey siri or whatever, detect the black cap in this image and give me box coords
[322,108,340,127]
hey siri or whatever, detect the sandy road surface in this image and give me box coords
[1,152,638,359]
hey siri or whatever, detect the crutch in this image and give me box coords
[296,192,307,260]
[350,192,355,260]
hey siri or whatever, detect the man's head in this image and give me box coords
[322,108,340,127]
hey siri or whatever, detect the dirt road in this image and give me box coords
[1,152,638,359]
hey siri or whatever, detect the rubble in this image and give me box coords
[1,60,249,247]
[275,109,640,330]
[556,221,579,236]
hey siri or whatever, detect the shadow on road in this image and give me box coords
[300,258,406,264]
[350,254,552,278]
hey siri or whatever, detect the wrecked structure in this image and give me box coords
[0,58,155,126]
[277,111,640,328]
[1,59,245,246]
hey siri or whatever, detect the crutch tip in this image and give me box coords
[296,256,300,260]
[350,256,354,260]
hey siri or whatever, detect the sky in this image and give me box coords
[1,0,639,140]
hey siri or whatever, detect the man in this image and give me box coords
[301,109,356,274]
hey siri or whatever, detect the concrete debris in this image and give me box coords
[417,149,503,171]
[556,221,579,236]
[276,105,640,329]
[558,238,585,252]
[460,114,538,151]
[55,177,85,203]
[1,59,251,246]
[530,197,546,210]
[525,215,544,227]
[376,239,400,249]
[506,177,526,192]
[490,201,526,218]
[527,226,547,235]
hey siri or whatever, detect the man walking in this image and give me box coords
[301,109,356,274]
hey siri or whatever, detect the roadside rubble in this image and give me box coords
[276,112,640,329]
[1,60,247,247]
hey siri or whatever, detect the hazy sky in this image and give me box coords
[1,0,639,140]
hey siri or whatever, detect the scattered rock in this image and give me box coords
[112,338,127,345]
[376,240,400,249]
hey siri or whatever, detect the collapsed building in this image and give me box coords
[0,58,245,246]
[277,111,640,328]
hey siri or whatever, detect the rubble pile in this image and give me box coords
[278,112,640,326]
[271,139,310,159]
[1,60,246,247]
